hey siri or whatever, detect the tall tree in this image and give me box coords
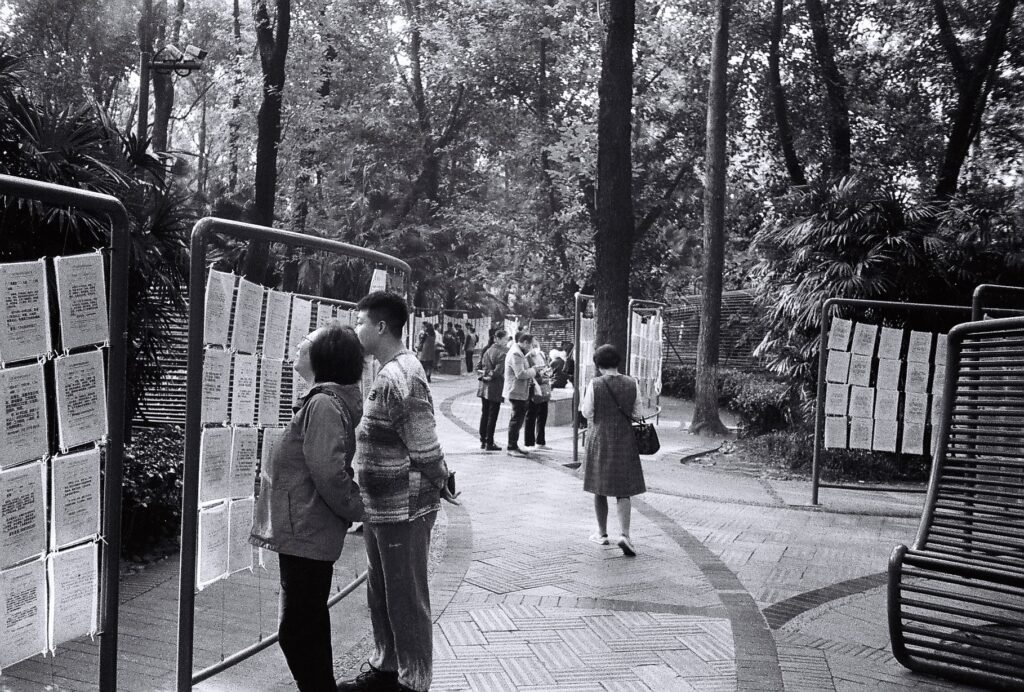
[691,0,732,436]
[804,0,850,178]
[594,0,635,354]
[767,0,805,186]
[151,0,186,153]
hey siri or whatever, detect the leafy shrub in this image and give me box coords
[121,425,183,556]
[661,364,793,436]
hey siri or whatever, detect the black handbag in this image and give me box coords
[602,379,660,455]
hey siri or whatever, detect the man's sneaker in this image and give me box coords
[484,443,502,451]
[617,535,637,557]
[507,446,527,456]
[536,443,549,449]
[589,532,609,545]
[336,663,397,691]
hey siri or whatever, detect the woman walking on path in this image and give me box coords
[476,329,507,451]
[524,339,551,449]
[250,324,365,691]
[579,343,646,556]
[416,322,437,382]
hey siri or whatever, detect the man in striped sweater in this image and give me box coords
[338,291,458,692]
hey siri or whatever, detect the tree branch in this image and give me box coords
[932,0,968,91]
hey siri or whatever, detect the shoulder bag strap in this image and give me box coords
[600,378,640,424]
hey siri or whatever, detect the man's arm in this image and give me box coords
[389,382,449,488]
[510,351,537,381]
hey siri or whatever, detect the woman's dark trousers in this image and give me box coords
[507,399,529,449]
[278,553,336,692]
[479,397,501,445]
[525,400,548,446]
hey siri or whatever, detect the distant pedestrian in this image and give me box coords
[464,324,478,372]
[476,329,507,451]
[416,322,437,382]
[443,324,459,356]
[579,344,646,556]
[250,324,365,692]
[524,338,551,449]
[503,332,539,455]
[454,324,466,357]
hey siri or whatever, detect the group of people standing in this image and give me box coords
[414,321,479,382]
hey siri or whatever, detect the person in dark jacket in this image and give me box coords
[464,324,479,372]
[416,323,437,382]
[476,329,508,450]
[250,324,365,691]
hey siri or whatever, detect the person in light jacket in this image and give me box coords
[250,324,365,692]
[416,323,437,382]
[503,331,539,455]
[476,329,507,450]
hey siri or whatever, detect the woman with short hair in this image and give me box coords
[251,323,366,691]
[579,343,646,556]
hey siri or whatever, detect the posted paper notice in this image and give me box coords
[228,497,254,574]
[824,417,847,449]
[231,278,264,355]
[0,559,47,668]
[230,354,258,425]
[261,291,290,360]
[825,350,851,384]
[0,461,46,568]
[228,427,258,499]
[201,348,231,424]
[827,317,852,351]
[203,270,234,347]
[46,542,98,649]
[50,448,101,549]
[0,260,51,364]
[54,350,108,450]
[0,363,48,468]
[199,427,231,504]
[287,298,312,361]
[53,253,108,351]
[197,502,229,590]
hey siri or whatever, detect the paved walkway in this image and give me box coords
[2,374,985,690]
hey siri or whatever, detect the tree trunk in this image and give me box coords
[690,0,731,437]
[151,0,186,153]
[768,0,806,186]
[243,0,291,283]
[934,0,1018,198]
[804,0,850,178]
[228,0,242,192]
[198,93,207,195]
[594,0,635,355]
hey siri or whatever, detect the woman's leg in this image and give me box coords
[278,553,336,691]
[422,361,433,382]
[535,401,548,445]
[615,497,631,536]
[593,495,609,536]
[478,397,489,446]
[524,400,538,447]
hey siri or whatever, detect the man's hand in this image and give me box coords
[441,486,461,505]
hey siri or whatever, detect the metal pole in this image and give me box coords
[811,298,832,505]
[137,0,152,145]
[572,293,582,466]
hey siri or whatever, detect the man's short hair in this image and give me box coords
[357,291,408,339]
[309,324,364,384]
[593,344,621,369]
[516,332,533,344]
[494,329,507,340]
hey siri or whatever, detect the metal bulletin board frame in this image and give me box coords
[811,297,971,504]
[626,298,666,423]
[0,174,130,691]
[571,293,595,466]
[176,218,411,691]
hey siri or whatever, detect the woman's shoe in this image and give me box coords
[484,443,502,451]
[617,535,637,556]
[589,533,609,545]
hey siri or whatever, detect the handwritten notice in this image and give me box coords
[935,333,948,364]
[905,360,931,393]
[827,317,852,351]
[0,559,47,668]
[849,418,874,450]
[903,392,930,422]
[54,350,107,450]
[902,421,926,455]
[877,326,904,360]
[46,542,98,649]
[1,363,48,468]
[197,502,229,590]
[260,428,285,477]
[369,268,388,294]
[0,259,50,364]
[851,322,878,356]
[931,365,947,396]
[231,278,264,355]
[876,358,902,389]
[230,354,258,425]
[50,448,100,548]
[199,427,231,504]
[228,498,254,574]
[874,389,899,420]
[824,384,849,416]
[315,303,333,330]
[849,386,875,418]
[53,253,108,351]
[229,427,258,499]
[257,358,283,427]
[201,348,231,424]
[872,418,898,452]
[824,417,847,449]
[907,331,933,363]
[848,354,872,387]
[825,350,851,384]
[262,291,290,360]
[0,461,46,568]
[203,270,234,347]
[287,298,313,361]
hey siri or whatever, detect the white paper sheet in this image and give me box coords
[876,358,902,389]
[849,386,875,418]
[260,428,285,477]
[903,392,930,422]
[228,427,258,499]
[851,322,878,356]
[825,350,851,384]
[901,421,926,455]
[231,278,264,355]
[315,303,333,330]
[0,558,47,668]
[201,348,231,424]
[931,365,947,395]
[824,384,849,416]
[907,331,933,363]
[934,333,948,364]
[877,326,903,360]
[874,389,900,420]
[872,418,898,452]
[257,358,283,427]
[230,354,258,425]
[54,350,107,450]
[849,418,874,450]
[53,253,108,351]
[46,542,98,650]
[0,259,51,364]
[827,317,852,351]
[203,270,234,347]
[823,416,847,449]
[228,497,254,575]
[50,448,100,549]
[848,354,872,386]
[197,501,229,590]
[905,360,931,393]
[0,461,46,568]
[261,290,290,360]
[0,362,49,468]
[287,297,313,361]
[199,427,231,504]
[369,268,388,293]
